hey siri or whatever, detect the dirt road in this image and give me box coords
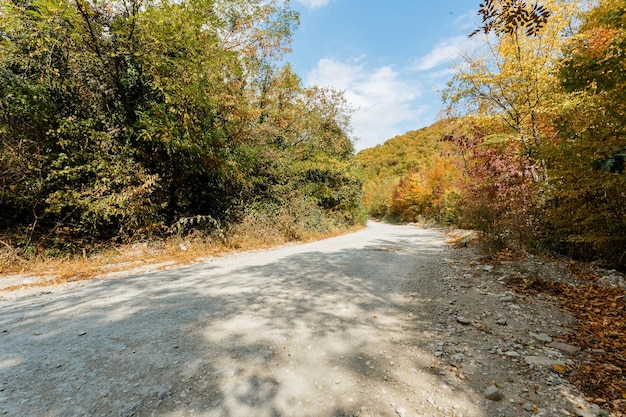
[0,222,600,416]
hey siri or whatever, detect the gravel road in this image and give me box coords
[0,222,599,417]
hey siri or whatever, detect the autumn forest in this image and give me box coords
[359,0,626,269]
[1,0,625,270]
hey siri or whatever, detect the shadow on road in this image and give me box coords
[0,224,485,416]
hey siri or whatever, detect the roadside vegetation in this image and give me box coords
[358,0,626,271]
[0,0,365,274]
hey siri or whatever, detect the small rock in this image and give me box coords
[523,403,536,412]
[483,265,494,271]
[548,375,563,385]
[548,342,580,354]
[496,317,508,326]
[78,331,87,336]
[396,407,407,417]
[119,401,141,417]
[505,350,520,357]
[597,275,626,289]
[500,295,516,303]
[456,316,471,325]
[524,356,565,367]
[451,353,465,362]
[530,332,553,343]
[157,389,171,401]
[484,385,503,401]
[571,407,595,417]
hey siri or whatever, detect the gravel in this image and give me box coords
[0,221,604,416]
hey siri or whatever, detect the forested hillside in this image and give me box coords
[357,120,462,224]
[0,0,364,257]
[359,0,626,270]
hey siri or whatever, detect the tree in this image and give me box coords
[0,0,363,251]
[539,0,626,268]
[445,0,584,179]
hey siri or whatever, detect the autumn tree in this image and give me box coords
[445,0,584,179]
[540,0,626,267]
[356,121,464,223]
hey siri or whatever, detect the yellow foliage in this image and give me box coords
[389,153,463,223]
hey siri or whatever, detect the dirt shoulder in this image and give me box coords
[0,222,622,416]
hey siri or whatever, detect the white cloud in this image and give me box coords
[454,9,480,31]
[306,58,425,151]
[411,35,477,72]
[294,0,331,9]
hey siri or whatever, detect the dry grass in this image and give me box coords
[0,223,364,293]
[445,229,480,248]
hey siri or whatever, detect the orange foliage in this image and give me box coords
[389,154,462,223]
[587,27,619,58]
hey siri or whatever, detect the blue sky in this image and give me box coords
[285,0,481,151]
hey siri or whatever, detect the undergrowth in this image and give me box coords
[0,217,364,291]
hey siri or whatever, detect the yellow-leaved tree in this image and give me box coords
[539,0,626,268]
[444,0,587,180]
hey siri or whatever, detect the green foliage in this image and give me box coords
[0,0,363,252]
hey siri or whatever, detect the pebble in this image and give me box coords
[524,356,565,367]
[572,407,595,417]
[396,406,407,417]
[500,295,516,303]
[483,385,503,401]
[451,353,465,362]
[456,316,471,325]
[530,332,553,343]
[548,342,580,354]
[523,403,536,412]
[118,401,142,417]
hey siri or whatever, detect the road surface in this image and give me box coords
[0,222,591,416]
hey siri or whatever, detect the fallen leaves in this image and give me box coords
[506,269,626,416]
